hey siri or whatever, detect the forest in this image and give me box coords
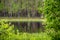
[0,0,60,40]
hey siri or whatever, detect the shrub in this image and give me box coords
[44,0,60,40]
[0,20,17,40]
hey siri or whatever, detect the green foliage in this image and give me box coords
[17,33,52,40]
[0,20,52,40]
[0,2,4,10]
[0,20,15,40]
[1,0,60,40]
[44,0,60,40]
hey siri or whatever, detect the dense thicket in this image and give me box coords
[44,0,60,40]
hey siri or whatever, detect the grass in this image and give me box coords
[10,32,52,40]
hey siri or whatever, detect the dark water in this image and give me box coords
[10,22,43,33]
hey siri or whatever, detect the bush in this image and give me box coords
[44,0,60,40]
[0,20,17,40]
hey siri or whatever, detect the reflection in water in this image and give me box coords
[10,22,43,33]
